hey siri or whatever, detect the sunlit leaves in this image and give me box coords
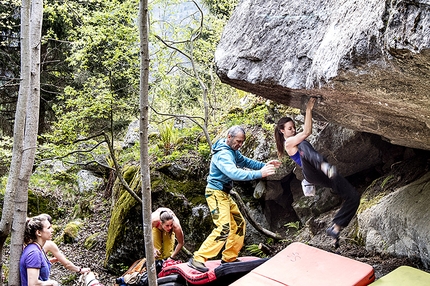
[47,0,242,146]
[50,0,140,143]
[201,0,238,18]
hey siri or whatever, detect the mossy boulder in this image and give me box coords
[104,161,208,273]
[84,233,100,250]
[63,220,83,244]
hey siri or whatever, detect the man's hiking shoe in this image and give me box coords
[188,258,209,273]
[221,259,241,264]
[326,226,340,248]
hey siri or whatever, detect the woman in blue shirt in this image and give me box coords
[20,215,58,286]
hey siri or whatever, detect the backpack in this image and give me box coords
[116,258,164,286]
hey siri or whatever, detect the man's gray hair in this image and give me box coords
[228,125,245,138]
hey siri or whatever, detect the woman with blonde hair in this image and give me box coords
[151,207,184,260]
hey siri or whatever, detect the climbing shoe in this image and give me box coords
[321,163,337,179]
[326,226,340,248]
[326,226,340,240]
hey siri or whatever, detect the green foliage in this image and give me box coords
[245,244,267,258]
[166,150,182,161]
[2,264,9,284]
[381,175,394,189]
[201,0,238,18]
[283,221,301,240]
[148,0,242,123]
[0,1,22,135]
[285,221,300,231]
[148,123,211,162]
[197,143,211,158]
[48,0,139,144]
[157,122,180,155]
[223,98,271,128]
[0,175,7,194]
[21,0,247,169]
[30,166,77,193]
[0,136,12,167]
[27,190,57,217]
[118,143,141,164]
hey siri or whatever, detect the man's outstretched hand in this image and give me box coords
[267,160,281,168]
[261,164,276,177]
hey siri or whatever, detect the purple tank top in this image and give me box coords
[289,150,302,167]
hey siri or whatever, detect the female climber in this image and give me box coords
[274,97,361,247]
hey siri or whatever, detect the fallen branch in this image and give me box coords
[230,190,285,241]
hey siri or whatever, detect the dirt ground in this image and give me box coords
[31,161,430,286]
[50,235,427,286]
[46,200,428,286]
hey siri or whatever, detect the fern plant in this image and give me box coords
[157,122,180,155]
[245,244,268,258]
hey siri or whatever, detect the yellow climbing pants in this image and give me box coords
[193,188,246,263]
[152,227,175,259]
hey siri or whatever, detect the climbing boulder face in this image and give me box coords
[358,172,430,268]
[215,0,430,151]
[305,122,384,177]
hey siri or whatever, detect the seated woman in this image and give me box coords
[151,207,184,260]
[38,214,91,274]
[20,215,59,286]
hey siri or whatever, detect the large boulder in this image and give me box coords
[358,171,430,268]
[215,0,430,150]
[77,170,104,193]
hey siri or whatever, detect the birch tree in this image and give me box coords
[0,0,31,281]
[7,0,44,284]
[139,0,157,285]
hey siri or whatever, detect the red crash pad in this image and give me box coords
[231,242,375,286]
[158,256,263,285]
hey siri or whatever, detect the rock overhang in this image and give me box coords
[215,0,430,150]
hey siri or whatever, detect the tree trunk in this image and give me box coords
[138,0,157,285]
[8,0,44,284]
[0,0,31,283]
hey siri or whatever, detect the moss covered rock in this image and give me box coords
[104,162,208,272]
[63,220,83,244]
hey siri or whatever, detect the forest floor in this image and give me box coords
[45,195,428,286]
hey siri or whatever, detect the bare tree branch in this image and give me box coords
[150,105,205,126]
[190,0,203,42]
[103,132,142,204]
[230,190,285,241]
[40,132,142,203]
[61,160,114,171]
